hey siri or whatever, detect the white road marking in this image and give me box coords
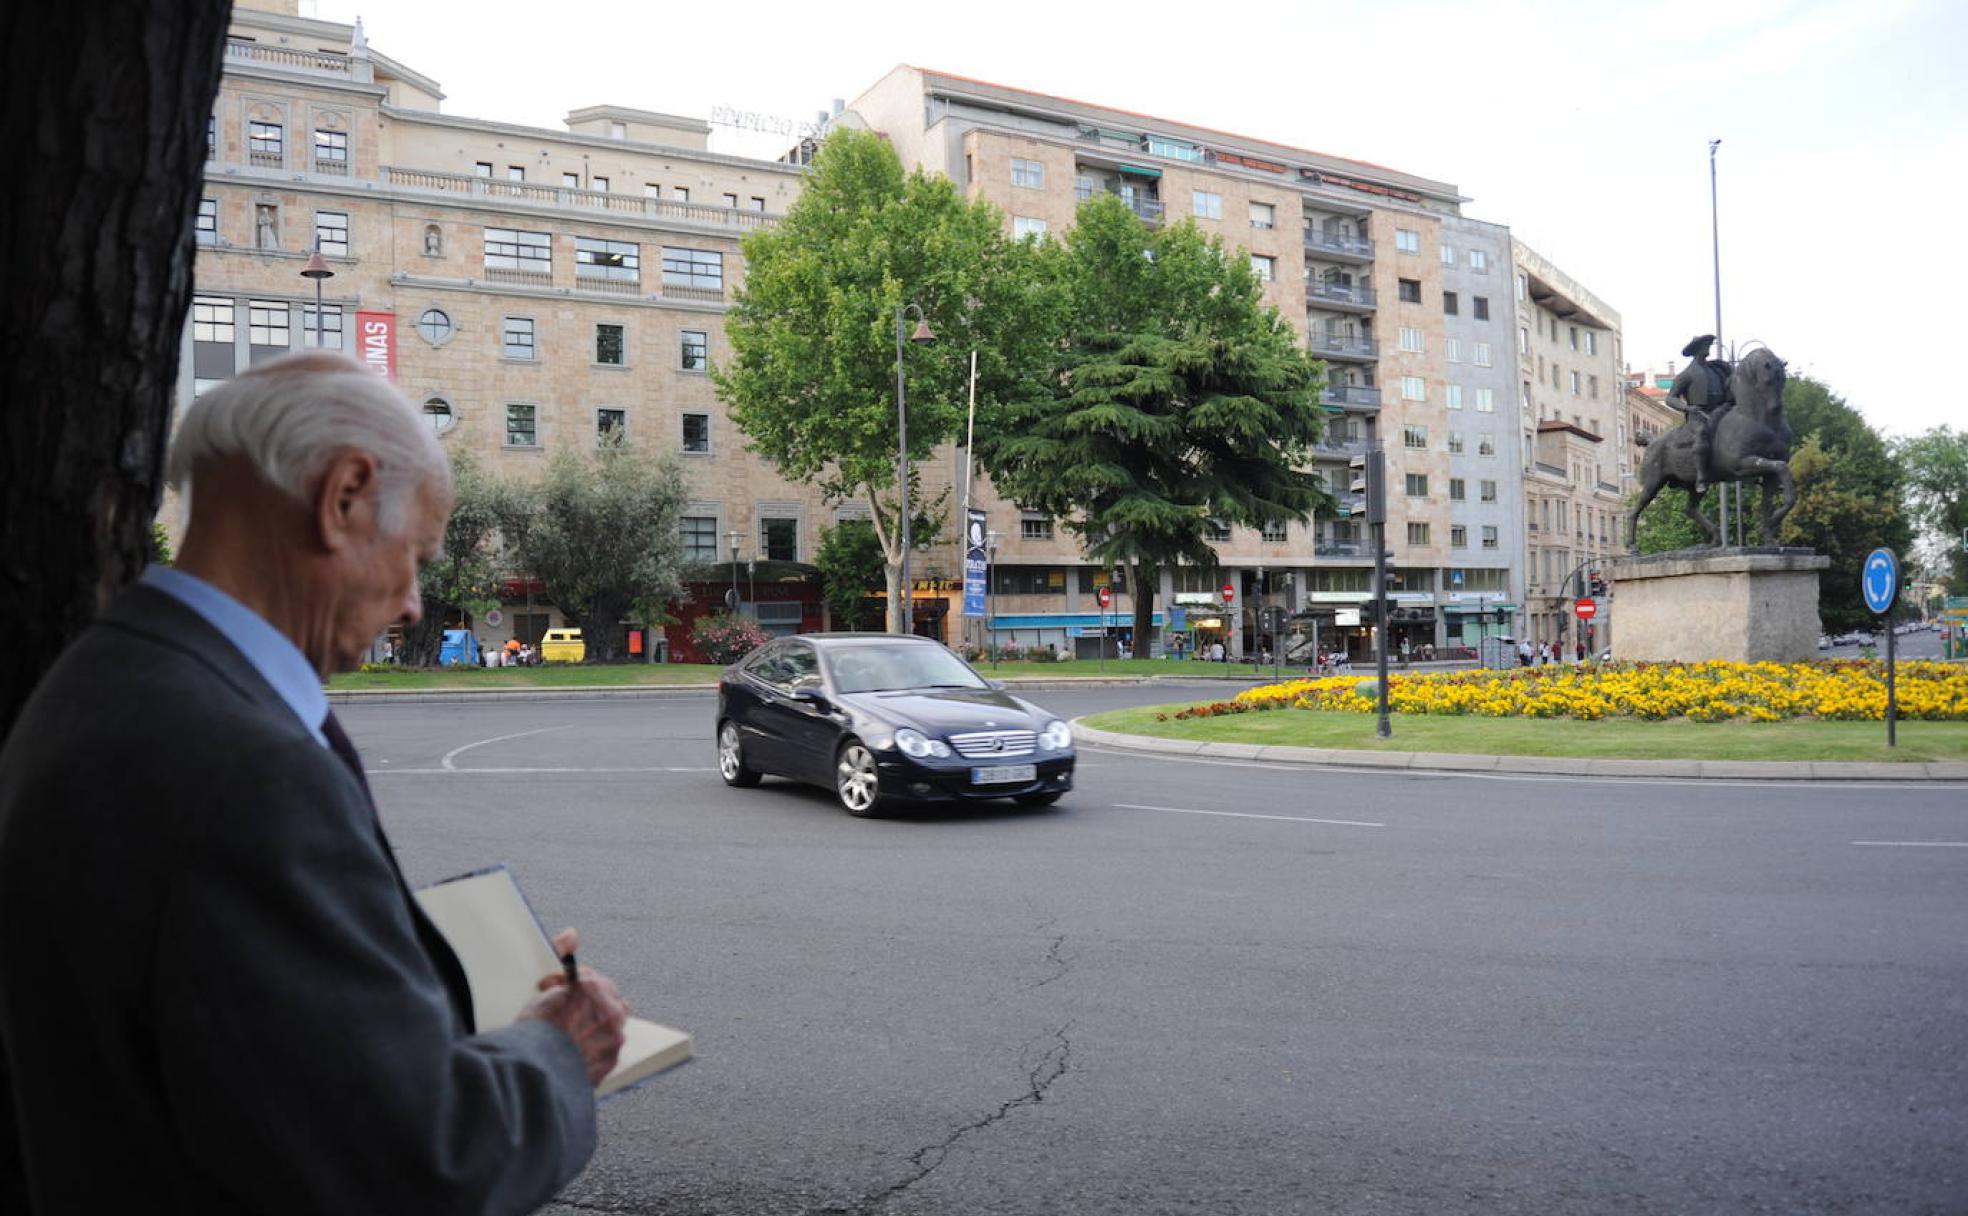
[1851,841,1968,848]
[1113,802,1384,828]
[377,765,714,775]
[438,725,572,770]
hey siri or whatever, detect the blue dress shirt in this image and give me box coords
[142,565,328,745]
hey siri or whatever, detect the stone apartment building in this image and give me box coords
[1511,240,1625,653]
[844,67,1541,661]
[186,0,823,654]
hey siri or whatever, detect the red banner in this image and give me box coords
[355,310,396,380]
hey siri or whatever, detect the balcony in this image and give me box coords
[1315,541,1370,558]
[1314,435,1370,456]
[574,269,642,295]
[1309,332,1379,362]
[662,282,726,304]
[1303,228,1375,262]
[1074,183,1164,224]
[382,167,781,230]
[225,37,351,77]
[1306,280,1376,311]
[1321,383,1382,410]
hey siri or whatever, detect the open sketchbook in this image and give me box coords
[415,865,692,1098]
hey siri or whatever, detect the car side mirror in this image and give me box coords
[986,679,1007,691]
[791,686,830,708]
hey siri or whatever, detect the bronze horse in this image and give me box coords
[1626,347,1796,550]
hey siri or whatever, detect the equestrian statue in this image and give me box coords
[1625,337,1797,551]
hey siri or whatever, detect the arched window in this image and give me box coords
[422,398,455,434]
[416,307,453,346]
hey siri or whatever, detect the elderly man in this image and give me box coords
[0,352,627,1214]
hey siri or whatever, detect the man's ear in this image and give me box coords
[313,450,381,552]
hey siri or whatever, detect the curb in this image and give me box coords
[1068,721,1968,782]
[324,673,1255,706]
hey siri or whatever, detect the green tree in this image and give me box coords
[1895,426,1968,594]
[714,127,1050,633]
[498,437,692,663]
[1778,374,1912,629]
[400,449,505,667]
[978,197,1331,646]
[813,519,886,631]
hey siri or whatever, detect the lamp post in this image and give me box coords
[725,529,741,618]
[985,529,1002,668]
[300,243,334,347]
[894,302,935,635]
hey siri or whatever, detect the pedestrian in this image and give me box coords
[1576,641,1586,663]
[0,352,628,1212]
[1210,639,1225,663]
[1518,640,1532,668]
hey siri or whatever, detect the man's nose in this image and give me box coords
[399,590,423,625]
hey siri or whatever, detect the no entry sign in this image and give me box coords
[1574,597,1598,620]
[1096,586,1112,608]
[1220,582,1236,604]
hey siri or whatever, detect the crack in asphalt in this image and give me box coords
[1029,932,1071,989]
[860,1021,1076,1212]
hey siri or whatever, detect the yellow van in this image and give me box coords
[539,628,585,663]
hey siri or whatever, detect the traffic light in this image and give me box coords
[1346,448,1386,523]
[1589,574,1608,597]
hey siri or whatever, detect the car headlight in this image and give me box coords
[893,728,952,759]
[1039,720,1073,751]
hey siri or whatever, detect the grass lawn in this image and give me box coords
[1081,704,1968,763]
[328,656,1270,691]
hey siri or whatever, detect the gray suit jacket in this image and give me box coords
[0,586,596,1213]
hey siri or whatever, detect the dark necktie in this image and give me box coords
[320,709,372,801]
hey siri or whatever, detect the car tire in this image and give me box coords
[718,720,762,788]
[834,739,884,817]
[1013,791,1063,807]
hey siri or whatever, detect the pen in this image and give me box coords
[561,951,579,989]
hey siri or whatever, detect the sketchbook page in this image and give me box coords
[415,865,560,1029]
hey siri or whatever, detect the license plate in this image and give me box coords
[971,764,1037,785]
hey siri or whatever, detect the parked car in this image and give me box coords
[716,633,1076,817]
[1817,634,1832,651]
[539,628,585,663]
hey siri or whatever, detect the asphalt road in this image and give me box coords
[343,684,1967,1216]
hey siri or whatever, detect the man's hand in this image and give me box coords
[518,928,630,1087]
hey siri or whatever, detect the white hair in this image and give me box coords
[168,351,450,535]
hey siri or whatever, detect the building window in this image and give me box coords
[1014,216,1048,241]
[1190,190,1222,220]
[1473,342,1492,367]
[1404,425,1427,449]
[416,307,454,346]
[1568,325,1580,351]
[595,323,625,366]
[248,121,283,161]
[1473,296,1490,321]
[1519,327,1530,355]
[682,412,711,453]
[1250,254,1275,282]
[1249,201,1275,230]
[681,329,708,370]
[1410,522,1433,546]
[1445,384,1463,410]
[1405,473,1428,497]
[1482,525,1499,550]
[1480,478,1498,502]
[682,516,719,562]
[561,172,581,189]
[313,128,348,169]
[314,210,348,257]
[1440,244,1456,266]
[1469,249,1489,272]
[1021,515,1054,542]
[473,161,492,177]
[1448,524,1465,548]
[750,197,767,211]
[301,304,343,349]
[644,183,662,198]
[1443,290,1458,316]
[721,192,739,208]
[502,316,536,360]
[596,408,626,444]
[1570,370,1582,395]
[1478,434,1496,456]
[1446,338,1462,363]
[506,165,526,182]
[1147,136,1202,161]
[206,116,216,159]
[1203,517,1232,542]
[1261,520,1288,543]
[575,236,639,283]
[192,295,236,394]
[1395,228,1419,254]
[661,247,723,289]
[1448,432,1465,454]
[1515,271,1527,300]
[759,517,798,561]
[1586,331,1598,355]
[195,198,217,245]
[609,121,627,140]
[1451,477,1470,502]
[247,299,290,354]
[1399,327,1423,353]
[1011,158,1044,188]
[671,186,689,202]
[485,228,552,275]
[1401,376,1426,401]
[505,403,537,447]
[1398,278,1422,303]
[1589,374,1600,398]
[423,398,455,434]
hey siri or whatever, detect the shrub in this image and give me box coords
[692,613,773,665]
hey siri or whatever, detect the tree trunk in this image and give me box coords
[0,1,233,742]
[1132,560,1157,656]
[401,605,447,668]
[884,561,906,635]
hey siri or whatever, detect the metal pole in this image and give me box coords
[895,305,910,636]
[1886,603,1898,748]
[1709,139,1730,549]
[313,275,324,347]
[1374,518,1391,738]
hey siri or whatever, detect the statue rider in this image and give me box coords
[1665,334,1734,493]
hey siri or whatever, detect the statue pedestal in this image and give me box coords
[1605,548,1830,664]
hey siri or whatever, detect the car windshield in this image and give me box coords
[826,643,989,694]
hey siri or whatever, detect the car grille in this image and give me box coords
[948,729,1037,759]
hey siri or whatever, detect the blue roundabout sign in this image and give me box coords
[1861,548,1898,616]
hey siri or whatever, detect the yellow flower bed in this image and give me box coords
[1231,660,1968,724]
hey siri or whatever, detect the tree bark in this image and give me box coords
[1131,560,1157,656]
[0,1,234,741]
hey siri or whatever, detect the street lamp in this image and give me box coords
[300,243,334,347]
[725,529,742,617]
[985,529,1003,667]
[894,301,935,634]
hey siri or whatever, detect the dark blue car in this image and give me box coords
[716,634,1076,817]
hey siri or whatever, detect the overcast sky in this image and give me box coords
[315,0,1965,437]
